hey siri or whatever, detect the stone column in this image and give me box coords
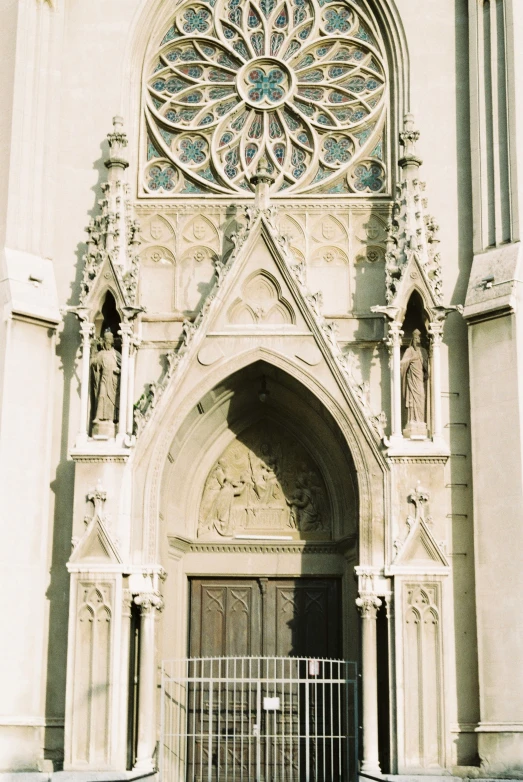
[127,334,140,436]
[428,320,444,443]
[118,322,132,437]
[118,590,133,767]
[386,321,403,441]
[356,592,382,774]
[134,593,163,772]
[79,320,94,441]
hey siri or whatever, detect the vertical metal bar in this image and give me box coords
[160,666,165,782]
[256,679,261,782]
[353,664,359,782]
[305,663,310,782]
[207,660,213,782]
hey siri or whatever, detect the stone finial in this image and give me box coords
[106,115,129,169]
[399,113,422,169]
[250,156,274,210]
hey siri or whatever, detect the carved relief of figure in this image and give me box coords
[197,423,329,538]
[203,465,252,537]
[288,476,322,531]
[400,328,428,436]
[91,330,121,437]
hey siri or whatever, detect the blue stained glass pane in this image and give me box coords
[282,110,300,130]
[251,32,264,55]
[199,114,214,125]
[200,45,216,56]
[355,24,375,45]
[260,0,276,17]
[299,25,312,39]
[182,181,206,193]
[220,132,234,146]
[271,32,284,55]
[159,128,175,145]
[210,87,235,99]
[183,91,203,103]
[152,79,166,91]
[293,99,314,116]
[317,114,333,125]
[217,99,239,115]
[301,70,323,82]
[161,26,177,44]
[296,54,314,68]
[274,143,285,164]
[284,40,301,59]
[245,143,258,162]
[232,111,248,130]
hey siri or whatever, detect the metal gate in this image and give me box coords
[160,657,358,782]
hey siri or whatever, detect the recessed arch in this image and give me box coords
[136,345,387,565]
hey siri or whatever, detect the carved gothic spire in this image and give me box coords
[79,117,141,308]
[383,114,443,309]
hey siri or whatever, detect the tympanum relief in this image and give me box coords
[198,422,329,539]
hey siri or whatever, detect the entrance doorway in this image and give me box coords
[189,577,342,659]
[158,577,357,782]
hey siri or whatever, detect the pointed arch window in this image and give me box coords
[141,0,389,195]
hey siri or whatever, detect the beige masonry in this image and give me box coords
[1,0,523,779]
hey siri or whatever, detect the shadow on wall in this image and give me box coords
[45,138,110,769]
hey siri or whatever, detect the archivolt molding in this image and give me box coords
[140,343,381,563]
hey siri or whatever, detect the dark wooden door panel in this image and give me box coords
[265,579,341,658]
[189,579,262,658]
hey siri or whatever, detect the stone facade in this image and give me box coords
[1,0,523,779]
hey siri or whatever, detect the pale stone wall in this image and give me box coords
[1,0,518,776]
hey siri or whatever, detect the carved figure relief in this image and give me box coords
[400,328,428,437]
[90,330,121,437]
[198,422,329,538]
[228,272,294,325]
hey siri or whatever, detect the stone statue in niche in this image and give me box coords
[198,423,329,538]
[91,330,121,438]
[400,328,428,438]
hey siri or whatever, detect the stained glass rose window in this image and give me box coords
[143,0,388,195]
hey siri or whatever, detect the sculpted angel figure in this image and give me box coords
[400,328,428,425]
[91,330,121,432]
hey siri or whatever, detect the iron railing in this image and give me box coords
[160,656,358,782]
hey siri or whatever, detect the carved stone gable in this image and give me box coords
[198,420,330,539]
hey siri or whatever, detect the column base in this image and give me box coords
[360,759,382,775]
[133,759,156,774]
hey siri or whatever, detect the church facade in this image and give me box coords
[1,0,523,778]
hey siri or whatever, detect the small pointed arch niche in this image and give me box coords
[93,289,122,348]
[400,289,431,436]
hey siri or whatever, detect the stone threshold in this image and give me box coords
[0,772,156,782]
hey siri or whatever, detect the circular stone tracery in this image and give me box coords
[238,58,294,108]
[144,0,388,195]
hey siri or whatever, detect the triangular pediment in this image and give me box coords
[207,219,312,334]
[393,517,449,571]
[69,515,122,565]
[132,209,388,446]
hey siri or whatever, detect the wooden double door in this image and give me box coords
[185,578,348,781]
[189,577,342,659]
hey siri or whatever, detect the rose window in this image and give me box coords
[143,0,388,195]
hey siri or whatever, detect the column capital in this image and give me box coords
[134,592,164,614]
[428,319,444,343]
[80,320,95,339]
[118,321,134,340]
[356,593,382,620]
[385,321,403,350]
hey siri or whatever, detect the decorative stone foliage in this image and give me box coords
[143,0,388,195]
